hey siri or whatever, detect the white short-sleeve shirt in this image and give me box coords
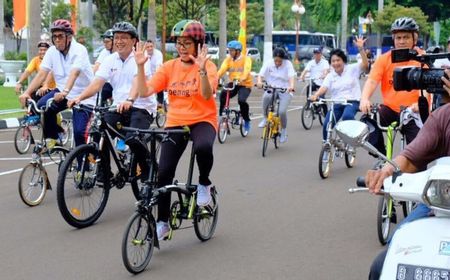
[95,48,112,65]
[40,39,95,104]
[144,48,163,78]
[321,63,363,101]
[304,58,330,86]
[96,52,157,114]
[258,59,296,89]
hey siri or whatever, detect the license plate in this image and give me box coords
[397,263,450,280]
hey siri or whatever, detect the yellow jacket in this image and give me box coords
[217,55,253,88]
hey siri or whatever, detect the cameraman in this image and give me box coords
[360,17,427,145]
[367,69,450,279]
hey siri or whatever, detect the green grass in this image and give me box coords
[0,86,21,110]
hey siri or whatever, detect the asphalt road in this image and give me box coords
[0,80,388,280]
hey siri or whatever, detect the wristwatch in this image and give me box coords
[126,97,135,103]
[62,88,70,95]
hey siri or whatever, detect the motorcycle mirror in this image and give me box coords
[335,120,370,147]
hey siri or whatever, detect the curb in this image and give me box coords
[0,111,72,129]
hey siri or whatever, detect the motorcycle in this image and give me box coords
[335,120,450,280]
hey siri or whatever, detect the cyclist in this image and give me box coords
[218,40,253,133]
[256,47,296,143]
[299,47,330,98]
[15,41,56,99]
[68,21,156,185]
[93,29,114,106]
[360,17,427,145]
[310,36,368,140]
[366,68,450,279]
[19,19,95,149]
[135,19,218,240]
[144,39,165,107]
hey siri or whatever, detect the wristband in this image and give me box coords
[62,88,70,95]
[199,69,207,77]
[126,97,135,104]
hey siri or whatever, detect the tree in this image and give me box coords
[91,0,145,32]
[373,4,431,35]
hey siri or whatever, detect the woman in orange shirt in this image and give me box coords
[135,20,218,240]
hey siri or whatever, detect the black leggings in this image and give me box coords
[219,85,251,121]
[157,122,216,222]
[379,104,420,144]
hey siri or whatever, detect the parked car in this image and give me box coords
[207,46,261,62]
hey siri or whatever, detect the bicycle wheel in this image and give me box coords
[240,118,248,137]
[217,117,228,144]
[50,146,70,171]
[377,196,392,245]
[262,123,271,157]
[155,110,166,128]
[56,144,110,228]
[273,128,279,149]
[194,187,219,241]
[18,163,48,206]
[344,145,356,168]
[401,201,417,218]
[301,101,314,130]
[59,119,72,147]
[122,212,155,274]
[14,126,32,154]
[318,105,326,125]
[318,145,332,179]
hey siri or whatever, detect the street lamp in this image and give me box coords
[291,0,305,63]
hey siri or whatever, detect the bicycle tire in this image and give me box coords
[318,145,332,179]
[122,212,155,274]
[273,130,279,149]
[262,123,271,157]
[59,119,72,147]
[377,196,392,245]
[50,146,70,171]
[240,118,248,137]
[155,111,166,128]
[14,126,32,154]
[301,101,314,130]
[194,187,219,241]
[344,146,356,168]
[18,163,48,206]
[401,201,417,218]
[318,105,326,126]
[56,144,110,228]
[217,117,228,144]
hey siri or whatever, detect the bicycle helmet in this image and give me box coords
[227,40,242,51]
[273,47,288,59]
[101,29,114,39]
[50,19,73,34]
[171,20,206,43]
[112,22,138,39]
[37,41,50,48]
[390,17,419,33]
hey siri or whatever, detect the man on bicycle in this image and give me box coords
[218,40,253,133]
[93,29,115,106]
[68,21,157,185]
[360,17,427,145]
[299,47,329,98]
[366,68,450,279]
[15,41,56,99]
[144,39,165,109]
[19,19,95,149]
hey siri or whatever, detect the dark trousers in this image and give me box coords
[37,89,66,140]
[157,122,216,222]
[219,85,251,122]
[379,105,420,144]
[100,82,113,106]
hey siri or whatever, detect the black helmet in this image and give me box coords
[37,41,50,48]
[101,29,113,39]
[391,17,419,33]
[112,21,138,39]
[273,47,288,59]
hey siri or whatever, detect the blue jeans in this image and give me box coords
[322,101,359,140]
[368,203,432,279]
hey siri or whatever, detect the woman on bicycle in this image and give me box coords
[310,36,368,140]
[135,19,218,240]
[256,47,296,143]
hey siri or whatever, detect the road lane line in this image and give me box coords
[0,161,57,176]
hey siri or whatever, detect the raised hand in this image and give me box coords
[134,42,149,66]
[189,44,210,70]
[353,35,367,50]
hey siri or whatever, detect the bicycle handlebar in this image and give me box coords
[221,80,239,91]
[121,126,190,136]
[312,98,350,105]
[261,83,288,93]
[27,98,55,114]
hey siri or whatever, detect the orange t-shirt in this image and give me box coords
[147,59,218,130]
[368,47,425,113]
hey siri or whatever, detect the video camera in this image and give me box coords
[392,48,449,94]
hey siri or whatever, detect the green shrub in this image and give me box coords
[4,51,27,60]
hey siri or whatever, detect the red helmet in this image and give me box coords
[50,19,73,34]
[171,20,205,43]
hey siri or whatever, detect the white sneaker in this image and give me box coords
[197,184,212,206]
[156,221,170,240]
[280,129,287,143]
[258,118,267,128]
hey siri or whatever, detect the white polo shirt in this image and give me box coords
[96,51,157,114]
[145,48,163,77]
[304,58,329,86]
[95,48,112,65]
[258,59,296,88]
[40,38,95,105]
[321,63,362,101]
